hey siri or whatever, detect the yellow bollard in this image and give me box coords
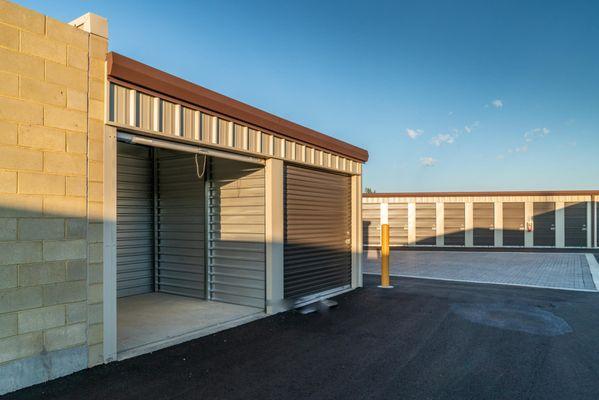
[379,223,393,288]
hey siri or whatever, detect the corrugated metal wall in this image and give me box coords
[389,203,409,246]
[503,202,525,246]
[156,150,206,298]
[565,202,587,247]
[533,202,555,247]
[283,165,352,299]
[116,143,155,297]
[208,158,266,308]
[473,202,494,246]
[415,203,436,245]
[362,203,380,247]
[444,203,465,246]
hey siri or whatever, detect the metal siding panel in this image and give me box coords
[415,203,436,245]
[362,203,380,246]
[565,202,587,247]
[117,142,154,297]
[503,202,525,246]
[533,202,556,247]
[444,202,465,246]
[473,202,494,246]
[388,203,408,246]
[284,165,351,299]
[208,158,266,308]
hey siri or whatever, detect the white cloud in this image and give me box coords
[464,121,479,133]
[420,157,437,167]
[406,128,423,139]
[524,127,549,142]
[430,133,456,146]
[448,111,454,116]
[491,99,503,109]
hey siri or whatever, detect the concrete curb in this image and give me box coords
[585,254,599,291]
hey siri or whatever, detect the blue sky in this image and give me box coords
[19,0,599,192]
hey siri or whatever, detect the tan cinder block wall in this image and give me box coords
[0,0,107,393]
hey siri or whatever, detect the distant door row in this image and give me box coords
[363,201,590,248]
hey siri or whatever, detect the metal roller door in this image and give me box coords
[416,203,436,245]
[156,150,206,298]
[444,203,465,246]
[389,203,408,246]
[284,165,352,299]
[533,202,555,247]
[208,158,266,308]
[116,142,155,297]
[565,202,587,247]
[473,202,494,246]
[362,203,380,247]
[503,202,525,246]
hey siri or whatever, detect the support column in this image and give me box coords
[494,201,503,246]
[408,202,416,245]
[465,202,474,247]
[594,199,598,248]
[587,201,592,248]
[351,175,363,288]
[436,202,444,246]
[265,158,284,314]
[555,201,565,248]
[524,201,534,247]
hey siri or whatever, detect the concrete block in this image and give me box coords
[43,239,86,262]
[18,261,66,287]
[89,58,104,80]
[66,301,86,324]
[88,242,103,264]
[0,120,17,145]
[0,241,42,266]
[0,344,87,395]
[66,259,86,281]
[0,0,45,34]
[18,125,65,152]
[88,223,103,243]
[20,78,67,107]
[88,302,102,324]
[88,139,103,162]
[0,332,43,364]
[44,322,86,351]
[70,12,108,39]
[88,182,103,203]
[88,201,103,222]
[43,196,86,218]
[89,99,104,121]
[87,283,102,304]
[88,161,103,182]
[18,304,65,334]
[66,132,87,154]
[88,118,104,142]
[66,218,86,239]
[46,17,88,49]
[89,35,107,60]
[0,194,42,217]
[87,323,102,345]
[0,265,17,289]
[0,70,18,96]
[89,78,104,101]
[0,47,45,79]
[0,171,17,193]
[66,88,87,112]
[0,218,17,240]
[0,313,17,338]
[44,106,87,133]
[45,61,87,92]
[42,280,86,306]
[0,286,42,313]
[43,151,86,175]
[21,31,67,64]
[0,146,42,171]
[88,263,102,284]
[19,218,65,240]
[87,343,103,367]
[18,173,65,195]
[66,177,86,197]
[0,22,19,50]
[67,46,88,71]
[0,96,43,125]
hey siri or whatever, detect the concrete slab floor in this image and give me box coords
[117,293,263,356]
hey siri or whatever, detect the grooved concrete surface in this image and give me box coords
[364,250,596,290]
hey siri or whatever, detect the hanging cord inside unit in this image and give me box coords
[195,154,207,179]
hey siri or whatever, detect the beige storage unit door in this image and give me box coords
[389,203,409,246]
[362,203,381,247]
[444,203,465,246]
[208,158,266,308]
[284,165,352,299]
[415,203,436,245]
[503,202,525,246]
[116,142,155,297]
[473,202,494,246]
[565,202,587,247]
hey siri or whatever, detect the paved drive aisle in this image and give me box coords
[364,250,597,291]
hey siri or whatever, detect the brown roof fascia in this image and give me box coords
[106,52,369,162]
[363,190,599,198]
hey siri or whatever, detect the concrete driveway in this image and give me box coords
[364,250,599,291]
[7,275,599,400]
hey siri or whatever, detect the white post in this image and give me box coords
[587,201,592,248]
[265,158,284,314]
[351,175,363,288]
[464,202,474,247]
[436,202,444,246]
[524,201,534,247]
[407,202,416,245]
[494,201,503,247]
[555,201,565,248]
